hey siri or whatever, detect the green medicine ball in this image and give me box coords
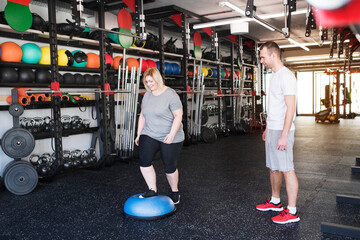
[72,50,88,67]
[21,43,42,64]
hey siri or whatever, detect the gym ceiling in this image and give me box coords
[54,0,360,71]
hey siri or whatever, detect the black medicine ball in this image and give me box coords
[0,67,18,83]
[58,73,63,83]
[93,74,101,85]
[18,68,35,83]
[84,74,94,85]
[74,73,85,84]
[73,51,87,65]
[63,73,75,84]
[35,69,51,83]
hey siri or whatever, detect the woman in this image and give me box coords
[135,67,184,204]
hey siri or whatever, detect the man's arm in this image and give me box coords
[277,95,296,150]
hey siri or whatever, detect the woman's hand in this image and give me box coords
[163,133,175,144]
[135,135,140,146]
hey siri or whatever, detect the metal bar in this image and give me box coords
[24,90,131,94]
[48,0,63,170]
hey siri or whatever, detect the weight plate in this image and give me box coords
[8,103,24,117]
[1,128,35,158]
[201,126,217,143]
[4,160,38,195]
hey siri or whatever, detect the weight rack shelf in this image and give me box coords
[33,127,98,140]
[0,100,96,111]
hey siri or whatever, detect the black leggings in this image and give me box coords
[139,135,183,174]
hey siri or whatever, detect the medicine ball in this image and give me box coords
[201,67,208,77]
[39,46,51,65]
[74,73,85,84]
[108,28,120,44]
[211,68,218,78]
[224,69,230,78]
[21,43,42,64]
[58,73,63,84]
[126,58,139,71]
[18,68,35,83]
[187,66,198,76]
[164,62,173,74]
[93,74,101,85]
[220,69,226,79]
[113,56,123,70]
[35,69,51,83]
[84,74,94,85]
[72,50,87,67]
[156,61,160,70]
[105,53,113,69]
[86,53,100,68]
[58,49,74,66]
[0,67,18,83]
[146,59,157,68]
[132,33,146,48]
[171,63,181,75]
[63,73,75,84]
[0,42,22,62]
[207,68,213,78]
[31,13,47,32]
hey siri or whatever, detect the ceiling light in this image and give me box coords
[219,1,246,16]
[193,17,244,29]
[287,38,310,51]
[285,52,360,62]
[279,41,332,48]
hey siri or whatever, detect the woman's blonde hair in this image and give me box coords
[142,67,164,91]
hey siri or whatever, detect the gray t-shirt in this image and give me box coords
[267,66,297,130]
[141,87,185,143]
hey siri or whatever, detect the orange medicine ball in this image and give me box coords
[113,56,123,70]
[86,53,100,68]
[0,42,22,62]
[126,58,139,71]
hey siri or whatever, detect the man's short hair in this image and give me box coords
[260,41,281,57]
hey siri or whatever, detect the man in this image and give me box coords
[255,41,300,224]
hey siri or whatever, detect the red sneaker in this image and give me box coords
[256,198,283,212]
[271,208,300,224]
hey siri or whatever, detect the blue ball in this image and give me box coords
[124,194,176,220]
[211,68,218,78]
[21,43,42,64]
[156,61,160,71]
[171,63,180,75]
[164,62,173,74]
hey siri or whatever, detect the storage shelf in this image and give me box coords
[33,127,99,140]
[0,100,96,111]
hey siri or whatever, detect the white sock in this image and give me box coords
[270,196,280,204]
[287,206,297,214]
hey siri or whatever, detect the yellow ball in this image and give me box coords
[39,46,51,65]
[201,67,208,77]
[58,49,73,66]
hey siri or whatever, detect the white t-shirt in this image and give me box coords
[267,66,297,130]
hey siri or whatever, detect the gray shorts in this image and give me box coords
[265,129,295,172]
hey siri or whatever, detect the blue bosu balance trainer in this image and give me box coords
[124,194,176,220]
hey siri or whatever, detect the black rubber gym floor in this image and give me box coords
[0,116,360,240]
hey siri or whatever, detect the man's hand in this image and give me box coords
[277,134,288,151]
